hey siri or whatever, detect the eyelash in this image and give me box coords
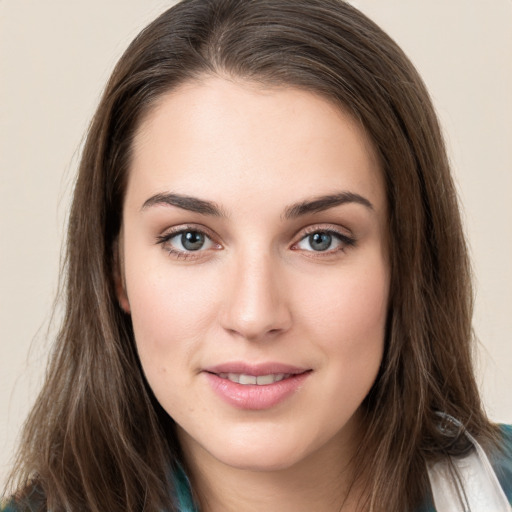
[155,224,220,260]
[155,224,356,260]
[291,226,356,256]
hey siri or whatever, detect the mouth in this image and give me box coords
[213,372,292,385]
[203,363,312,410]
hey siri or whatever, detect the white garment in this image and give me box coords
[428,429,511,512]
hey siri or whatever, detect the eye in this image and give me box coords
[156,227,220,258]
[293,229,355,253]
[173,231,210,251]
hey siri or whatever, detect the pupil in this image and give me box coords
[310,232,332,251]
[182,231,205,251]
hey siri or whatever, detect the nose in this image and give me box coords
[219,251,292,341]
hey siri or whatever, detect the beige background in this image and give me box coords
[1,0,511,488]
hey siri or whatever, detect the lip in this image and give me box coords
[202,362,312,410]
[203,362,308,376]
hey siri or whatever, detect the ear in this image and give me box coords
[113,231,131,314]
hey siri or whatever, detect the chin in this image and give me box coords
[201,425,325,473]
[212,444,307,472]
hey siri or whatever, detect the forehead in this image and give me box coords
[126,77,385,215]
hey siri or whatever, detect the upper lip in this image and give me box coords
[203,362,310,376]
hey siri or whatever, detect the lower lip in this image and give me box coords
[204,372,311,410]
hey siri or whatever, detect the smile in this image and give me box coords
[216,373,290,385]
[203,364,312,410]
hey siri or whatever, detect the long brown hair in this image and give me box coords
[5,0,497,510]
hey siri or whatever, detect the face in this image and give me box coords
[118,77,389,473]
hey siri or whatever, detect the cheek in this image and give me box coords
[125,257,221,362]
[304,262,388,414]
[292,255,388,415]
[296,260,389,352]
[125,268,204,411]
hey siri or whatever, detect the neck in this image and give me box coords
[178,418,366,512]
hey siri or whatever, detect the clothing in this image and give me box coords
[3,425,512,511]
[170,424,512,512]
[427,423,512,511]
[415,423,512,512]
[494,424,512,503]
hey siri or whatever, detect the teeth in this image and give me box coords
[255,374,275,385]
[227,373,240,383]
[239,374,257,385]
[218,373,289,385]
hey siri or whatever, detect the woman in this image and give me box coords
[2,0,511,510]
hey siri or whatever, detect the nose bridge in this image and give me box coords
[220,247,291,340]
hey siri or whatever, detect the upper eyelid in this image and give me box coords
[293,223,354,241]
[158,223,218,240]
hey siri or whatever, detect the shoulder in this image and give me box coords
[0,501,19,512]
[1,483,46,512]
[492,423,512,504]
[417,423,512,512]
[172,464,198,512]
[0,500,40,512]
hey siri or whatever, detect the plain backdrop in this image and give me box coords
[1,0,511,488]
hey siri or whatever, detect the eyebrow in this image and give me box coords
[283,192,374,219]
[141,192,226,217]
[141,190,373,218]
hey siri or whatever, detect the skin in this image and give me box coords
[117,77,390,511]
